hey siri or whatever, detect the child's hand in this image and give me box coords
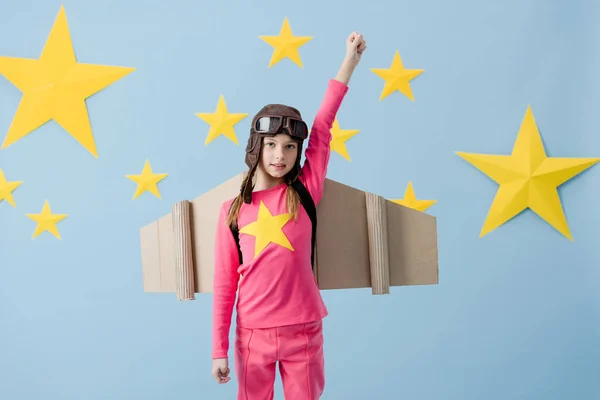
[212,357,231,384]
[335,31,366,84]
[346,31,367,63]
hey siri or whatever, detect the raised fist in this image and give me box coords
[346,31,367,63]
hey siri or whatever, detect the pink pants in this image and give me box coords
[234,319,325,400]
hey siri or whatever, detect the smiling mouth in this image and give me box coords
[271,163,286,167]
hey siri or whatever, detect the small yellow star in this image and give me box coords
[126,160,168,200]
[390,181,437,212]
[195,95,248,145]
[370,50,423,101]
[26,200,68,239]
[0,169,23,207]
[330,119,360,161]
[457,105,600,240]
[259,17,313,68]
[239,201,294,258]
[0,5,135,158]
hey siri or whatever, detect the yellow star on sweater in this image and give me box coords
[370,50,423,101]
[259,17,313,68]
[239,201,294,258]
[330,119,360,161]
[26,200,68,239]
[0,169,23,207]
[195,95,248,145]
[126,160,168,200]
[0,5,135,158]
[456,105,600,240]
[391,181,437,212]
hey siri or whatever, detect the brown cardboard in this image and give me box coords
[139,172,438,300]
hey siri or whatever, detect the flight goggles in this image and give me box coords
[252,115,309,140]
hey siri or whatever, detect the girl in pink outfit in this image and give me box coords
[211,31,367,399]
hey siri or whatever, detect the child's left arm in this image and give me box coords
[301,32,367,204]
[334,32,367,85]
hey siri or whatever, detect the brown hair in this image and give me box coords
[225,141,301,229]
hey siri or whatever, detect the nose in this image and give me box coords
[275,148,284,160]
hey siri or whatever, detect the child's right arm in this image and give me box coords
[211,201,241,359]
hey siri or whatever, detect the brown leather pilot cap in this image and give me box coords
[241,104,308,203]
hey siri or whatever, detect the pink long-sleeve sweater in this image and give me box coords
[211,78,349,359]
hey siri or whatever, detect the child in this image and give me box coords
[211,31,367,399]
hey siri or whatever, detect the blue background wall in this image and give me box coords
[1,1,599,399]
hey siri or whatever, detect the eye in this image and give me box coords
[286,144,296,149]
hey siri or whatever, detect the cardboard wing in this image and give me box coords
[140,172,438,300]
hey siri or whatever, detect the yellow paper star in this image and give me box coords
[456,105,600,241]
[0,169,23,207]
[0,5,135,158]
[391,181,437,212]
[239,201,294,258]
[259,17,313,68]
[370,50,423,101]
[26,200,68,239]
[195,95,248,145]
[330,119,360,161]
[126,160,168,200]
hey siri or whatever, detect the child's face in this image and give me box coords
[259,134,298,179]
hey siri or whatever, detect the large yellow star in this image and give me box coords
[0,169,23,207]
[26,200,68,239]
[390,181,437,212]
[126,160,168,200]
[456,105,600,241]
[330,119,360,161]
[0,5,135,158]
[370,50,423,101]
[239,201,294,258]
[259,17,313,68]
[195,95,248,145]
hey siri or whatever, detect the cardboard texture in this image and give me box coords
[140,173,439,301]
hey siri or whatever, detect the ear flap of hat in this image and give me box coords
[242,164,257,204]
[245,134,262,169]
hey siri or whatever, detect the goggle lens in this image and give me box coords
[255,116,308,139]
